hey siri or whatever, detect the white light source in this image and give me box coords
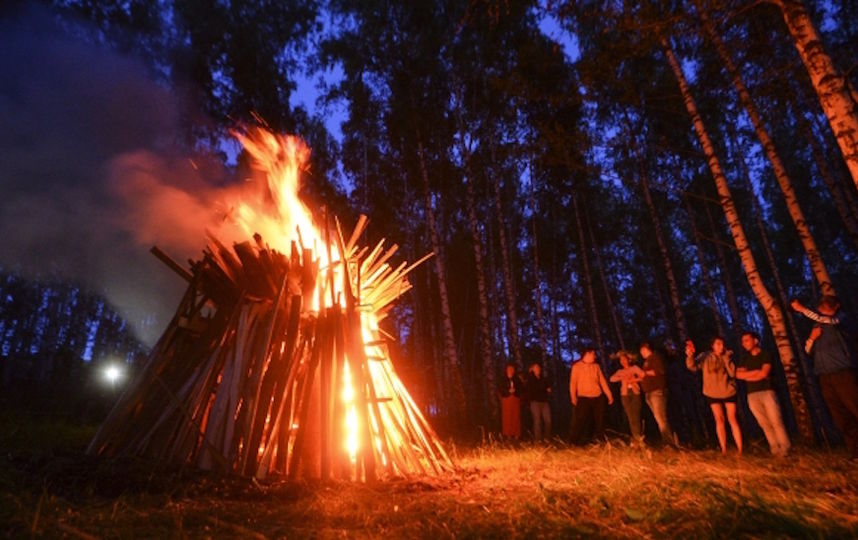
[103,364,123,386]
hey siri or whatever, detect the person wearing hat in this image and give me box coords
[610,350,646,445]
[498,362,524,440]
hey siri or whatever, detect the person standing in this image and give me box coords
[498,362,524,440]
[686,337,743,454]
[639,341,676,447]
[609,350,646,445]
[526,362,552,442]
[792,296,858,461]
[569,348,614,445]
[735,331,790,457]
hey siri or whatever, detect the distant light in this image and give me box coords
[103,364,123,386]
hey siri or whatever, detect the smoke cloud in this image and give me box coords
[0,8,251,346]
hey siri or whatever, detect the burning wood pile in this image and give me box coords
[87,128,453,481]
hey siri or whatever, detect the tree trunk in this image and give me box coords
[702,8,836,296]
[794,75,858,233]
[527,156,550,368]
[454,126,498,426]
[572,190,606,365]
[703,199,742,333]
[663,37,813,440]
[774,0,858,190]
[488,143,524,370]
[638,159,687,345]
[415,136,467,422]
[682,194,725,337]
[623,113,688,345]
[735,140,836,443]
[584,203,625,350]
[795,107,858,250]
[645,242,672,342]
[800,87,858,223]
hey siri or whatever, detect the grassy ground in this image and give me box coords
[2,418,858,539]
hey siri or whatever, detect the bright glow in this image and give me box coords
[342,360,359,462]
[103,364,122,385]
[230,127,444,474]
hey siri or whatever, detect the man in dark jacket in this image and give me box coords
[526,362,552,442]
[792,295,858,461]
[640,341,677,447]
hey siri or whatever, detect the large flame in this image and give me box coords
[229,126,395,467]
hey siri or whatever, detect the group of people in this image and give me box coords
[498,295,858,461]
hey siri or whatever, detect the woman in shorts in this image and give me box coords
[686,337,743,454]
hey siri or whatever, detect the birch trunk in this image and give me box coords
[664,38,813,440]
[455,136,497,424]
[703,9,835,295]
[796,110,858,250]
[527,161,550,369]
[488,143,523,369]
[623,113,688,345]
[572,190,606,365]
[415,136,467,420]
[774,0,858,190]
[682,194,725,337]
[639,160,688,345]
[704,200,742,331]
[585,203,625,350]
[737,144,835,442]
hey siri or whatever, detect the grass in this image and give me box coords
[2,421,857,538]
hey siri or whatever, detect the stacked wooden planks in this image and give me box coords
[88,216,453,481]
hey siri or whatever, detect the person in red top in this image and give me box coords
[498,362,524,440]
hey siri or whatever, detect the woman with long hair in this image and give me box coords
[686,337,743,454]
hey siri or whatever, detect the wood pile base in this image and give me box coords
[88,217,453,481]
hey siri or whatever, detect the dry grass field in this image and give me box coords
[2,416,858,538]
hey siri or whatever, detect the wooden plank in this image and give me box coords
[150,246,193,282]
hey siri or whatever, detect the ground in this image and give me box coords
[2,417,858,538]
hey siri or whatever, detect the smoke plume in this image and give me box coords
[0,8,251,346]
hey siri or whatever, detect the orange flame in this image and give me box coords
[229,126,380,466]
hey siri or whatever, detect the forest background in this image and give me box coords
[2,0,858,448]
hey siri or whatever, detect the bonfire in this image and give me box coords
[87,127,453,482]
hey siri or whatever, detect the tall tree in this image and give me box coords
[663,36,813,439]
[700,5,836,296]
[416,136,467,421]
[772,0,858,190]
[682,194,725,337]
[487,142,524,369]
[453,93,497,424]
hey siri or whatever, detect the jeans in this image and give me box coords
[530,400,552,441]
[621,393,643,440]
[747,390,790,457]
[645,388,675,444]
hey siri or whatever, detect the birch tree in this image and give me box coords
[663,36,813,439]
[772,0,858,190]
[701,6,836,296]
